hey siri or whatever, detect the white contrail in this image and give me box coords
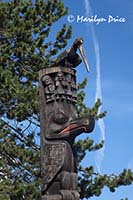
[84,0,105,173]
[128,158,133,171]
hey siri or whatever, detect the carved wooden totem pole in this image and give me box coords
[39,37,95,200]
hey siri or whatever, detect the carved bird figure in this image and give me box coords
[52,37,90,72]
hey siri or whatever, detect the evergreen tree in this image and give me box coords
[0,1,133,200]
[0,0,71,199]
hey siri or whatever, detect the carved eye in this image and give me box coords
[53,109,68,124]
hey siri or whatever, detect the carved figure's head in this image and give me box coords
[55,71,64,81]
[73,37,84,49]
[66,73,72,83]
[42,75,53,86]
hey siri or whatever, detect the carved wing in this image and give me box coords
[52,49,69,65]
[42,142,65,193]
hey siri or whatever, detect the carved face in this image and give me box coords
[66,74,72,83]
[44,101,78,139]
[55,72,64,81]
[42,75,53,86]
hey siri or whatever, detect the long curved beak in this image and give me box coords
[58,124,87,136]
[78,45,90,72]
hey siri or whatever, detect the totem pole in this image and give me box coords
[39,37,95,200]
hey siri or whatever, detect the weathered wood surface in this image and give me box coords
[39,38,95,200]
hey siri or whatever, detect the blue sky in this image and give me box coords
[50,0,133,199]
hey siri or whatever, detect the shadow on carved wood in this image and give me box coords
[39,37,95,200]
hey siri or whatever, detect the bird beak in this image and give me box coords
[78,45,90,72]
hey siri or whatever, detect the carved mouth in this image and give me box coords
[58,124,87,136]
